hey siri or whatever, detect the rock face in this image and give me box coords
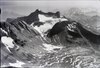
[1,9,100,68]
[76,22,100,44]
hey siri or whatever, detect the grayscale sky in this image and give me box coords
[0,0,100,21]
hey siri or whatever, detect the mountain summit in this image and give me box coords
[16,9,60,25]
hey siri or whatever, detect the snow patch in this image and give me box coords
[34,26,44,37]
[42,43,63,52]
[38,14,54,22]
[67,23,77,32]
[59,17,68,21]
[33,23,53,37]
[35,23,52,32]
[1,36,15,53]
[9,60,25,67]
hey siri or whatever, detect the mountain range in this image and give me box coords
[1,9,100,68]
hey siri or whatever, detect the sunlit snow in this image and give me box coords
[42,43,63,52]
[1,36,15,53]
[9,60,25,67]
[38,14,54,22]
